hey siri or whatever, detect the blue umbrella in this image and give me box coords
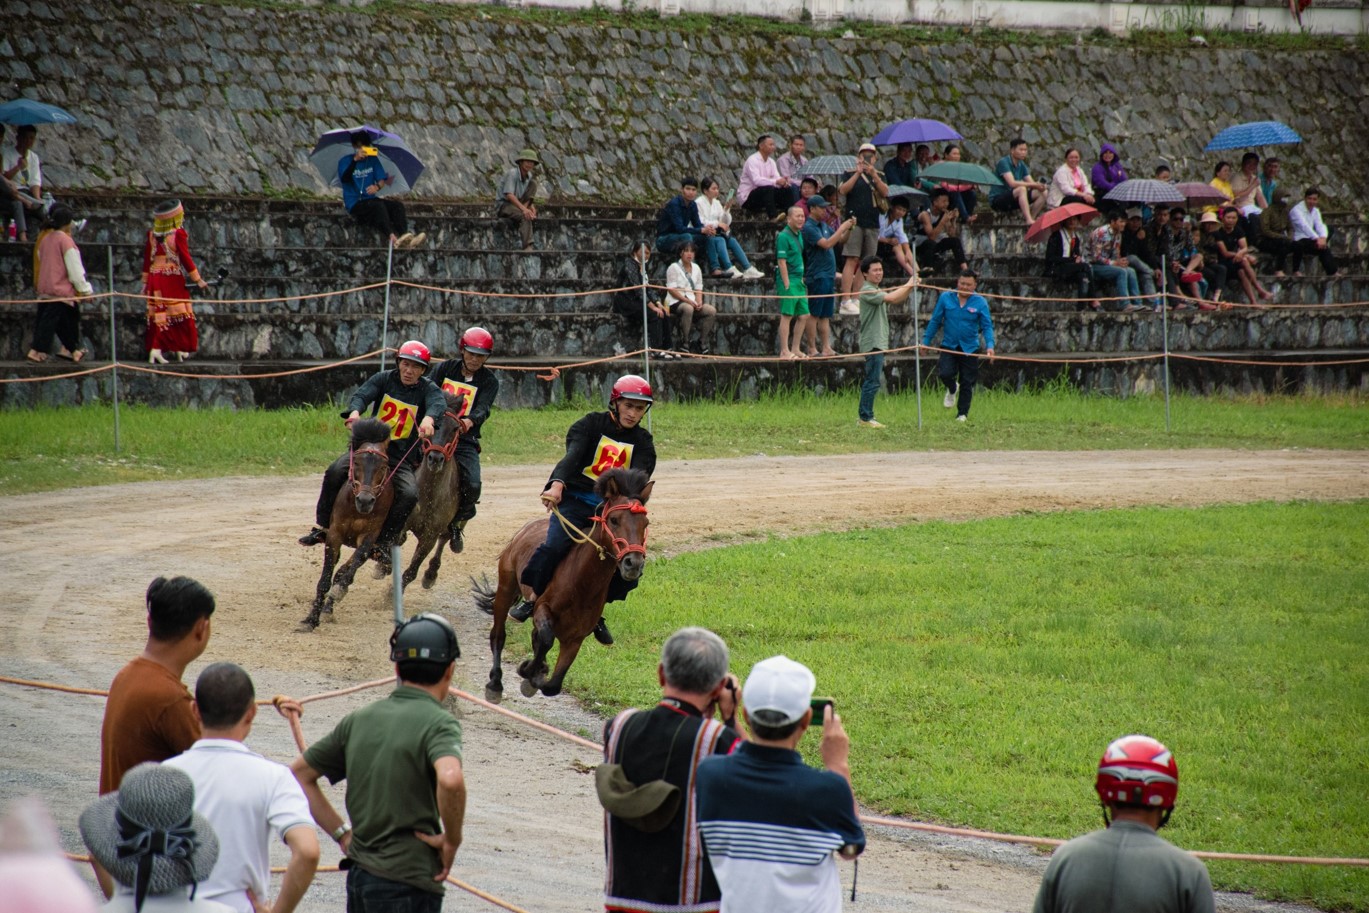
[870,118,962,146]
[309,124,425,195]
[0,99,78,126]
[1204,121,1301,152]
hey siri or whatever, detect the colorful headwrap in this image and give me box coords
[153,200,184,234]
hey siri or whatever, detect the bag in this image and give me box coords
[594,764,681,833]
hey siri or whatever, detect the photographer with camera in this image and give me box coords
[696,655,864,913]
[837,142,889,312]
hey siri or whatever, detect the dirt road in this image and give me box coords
[2,449,1364,912]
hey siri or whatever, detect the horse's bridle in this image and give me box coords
[591,500,649,561]
[347,444,391,497]
[419,410,464,462]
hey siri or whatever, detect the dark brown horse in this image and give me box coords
[300,418,395,631]
[472,467,652,700]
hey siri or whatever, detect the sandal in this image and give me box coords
[71,349,85,363]
[25,350,47,363]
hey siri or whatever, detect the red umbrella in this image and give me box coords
[1025,203,1098,244]
[1175,181,1231,208]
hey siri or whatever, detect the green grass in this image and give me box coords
[565,501,1369,911]
[0,387,1365,494]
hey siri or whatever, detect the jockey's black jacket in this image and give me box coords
[428,360,499,441]
[547,410,657,497]
[343,368,446,467]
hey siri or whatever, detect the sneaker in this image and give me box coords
[448,524,464,554]
[508,596,534,622]
[741,266,764,280]
[1122,304,1144,313]
[298,527,327,546]
[592,617,614,645]
[727,266,744,280]
[406,231,428,249]
[943,389,956,409]
[956,414,967,423]
[72,218,88,235]
[857,419,886,429]
[838,298,860,316]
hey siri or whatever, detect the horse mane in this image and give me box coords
[442,390,466,412]
[594,467,651,500]
[350,417,391,448]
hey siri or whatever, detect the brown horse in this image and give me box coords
[300,418,395,631]
[472,467,652,700]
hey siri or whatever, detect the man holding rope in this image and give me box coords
[922,270,995,423]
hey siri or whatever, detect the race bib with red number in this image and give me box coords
[439,378,477,418]
[582,435,634,481]
[377,394,416,441]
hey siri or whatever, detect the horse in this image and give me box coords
[472,467,652,700]
[372,390,466,589]
[300,418,395,631]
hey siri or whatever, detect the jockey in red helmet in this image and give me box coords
[298,340,445,549]
[508,375,657,645]
[427,328,500,553]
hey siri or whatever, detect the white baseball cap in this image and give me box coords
[743,655,816,725]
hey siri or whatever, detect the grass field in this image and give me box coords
[1,387,1366,494]
[567,501,1369,912]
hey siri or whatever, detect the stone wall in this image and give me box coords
[6,1,1369,207]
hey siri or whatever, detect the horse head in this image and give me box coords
[421,391,467,470]
[593,468,653,581]
[348,418,392,515]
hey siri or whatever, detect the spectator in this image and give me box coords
[1090,143,1128,198]
[1154,161,1174,183]
[1230,152,1267,217]
[165,663,319,913]
[1120,207,1163,311]
[290,614,466,911]
[0,124,27,242]
[1213,206,1273,304]
[990,138,1047,223]
[914,189,969,277]
[80,763,233,913]
[496,148,540,252]
[599,627,744,913]
[837,143,888,310]
[1032,734,1214,913]
[1260,158,1281,207]
[1043,215,1095,309]
[923,270,996,422]
[665,242,717,355]
[817,183,842,230]
[800,196,855,358]
[1145,205,1177,300]
[612,241,674,356]
[655,176,708,258]
[1046,147,1096,209]
[25,203,92,363]
[775,135,808,206]
[696,177,764,280]
[1167,210,1215,309]
[1196,212,1230,306]
[737,135,790,219]
[0,799,100,913]
[776,205,810,360]
[339,131,423,250]
[939,144,978,223]
[1205,161,1235,214]
[855,256,918,429]
[696,656,865,913]
[883,142,916,187]
[1289,187,1340,277]
[142,200,207,365]
[876,196,916,278]
[914,144,938,191]
[795,177,820,220]
[2,124,47,238]
[428,327,499,552]
[1087,209,1146,312]
[1254,188,1296,277]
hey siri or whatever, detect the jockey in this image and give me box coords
[509,374,657,646]
[298,339,446,551]
[428,327,499,554]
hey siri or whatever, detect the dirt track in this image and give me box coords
[2,449,1365,912]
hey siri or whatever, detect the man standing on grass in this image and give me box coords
[855,256,917,429]
[1033,734,1214,913]
[922,270,995,423]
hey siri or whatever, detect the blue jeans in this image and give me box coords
[947,188,977,221]
[705,234,752,272]
[859,352,885,421]
[655,232,696,256]
[1089,263,1141,310]
[346,866,443,913]
[1125,255,1160,308]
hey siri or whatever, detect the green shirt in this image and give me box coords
[857,281,890,352]
[304,685,463,894]
[1033,821,1215,913]
[775,226,806,291]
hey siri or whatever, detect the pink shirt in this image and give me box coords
[36,230,83,299]
[737,151,781,205]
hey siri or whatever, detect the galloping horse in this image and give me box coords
[473,467,652,700]
[300,418,395,631]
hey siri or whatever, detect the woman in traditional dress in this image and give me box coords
[142,199,207,363]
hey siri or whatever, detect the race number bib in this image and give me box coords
[439,378,477,418]
[377,394,416,441]
[582,435,633,481]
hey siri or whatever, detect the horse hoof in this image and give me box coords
[327,585,346,602]
[298,618,318,632]
[520,678,538,698]
[421,573,436,590]
[324,612,337,623]
[484,686,503,704]
[372,565,388,580]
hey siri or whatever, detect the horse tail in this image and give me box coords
[470,573,496,616]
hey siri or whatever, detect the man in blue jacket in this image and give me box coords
[338,131,424,249]
[922,269,996,422]
[656,177,713,257]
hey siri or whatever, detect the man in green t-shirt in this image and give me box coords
[775,205,809,360]
[856,256,917,429]
[291,614,466,911]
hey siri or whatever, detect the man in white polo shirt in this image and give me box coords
[166,663,320,913]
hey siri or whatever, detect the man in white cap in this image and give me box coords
[837,142,889,310]
[695,656,865,913]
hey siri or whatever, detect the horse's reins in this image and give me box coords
[419,410,465,462]
[546,499,649,562]
[347,434,426,495]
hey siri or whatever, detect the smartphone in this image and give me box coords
[810,697,834,719]
[725,188,736,204]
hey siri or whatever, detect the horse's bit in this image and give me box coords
[419,410,465,463]
[347,444,390,497]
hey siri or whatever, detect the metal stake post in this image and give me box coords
[911,246,923,431]
[1161,255,1172,432]
[107,245,121,453]
[391,543,405,626]
[379,238,395,372]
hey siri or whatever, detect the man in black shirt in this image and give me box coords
[837,142,889,309]
[428,327,499,553]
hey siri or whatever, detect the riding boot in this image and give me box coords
[449,519,466,554]
[592,617,614,646]
[508,596,534,622]
[298,527,326,546]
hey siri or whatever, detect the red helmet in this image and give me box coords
[460,327,494,356]
[609,374,654,408]
[396,340,431,370]
[1095,734,1179,810]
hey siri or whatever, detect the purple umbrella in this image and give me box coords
[870,118,963,147]
[309,124,425,195]
[1174,182,1232,208]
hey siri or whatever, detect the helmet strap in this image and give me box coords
[1157,808,1172,830]
[1101,803,1111,829]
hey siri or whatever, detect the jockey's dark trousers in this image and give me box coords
[519,491,637,603]
[315,453,418,546]
[454,439,481,525]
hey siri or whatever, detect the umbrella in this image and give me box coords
[886,185,931,208]
[1025,203,1098,244]
[0,99,78,126]
[800,155,857,178]
[1204,121,1301,152]
[1174,182,1232,208]
[870,118,962,147]
[1103,179,1186,205]
[917,162,1003,188]
[309,124,425,195]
